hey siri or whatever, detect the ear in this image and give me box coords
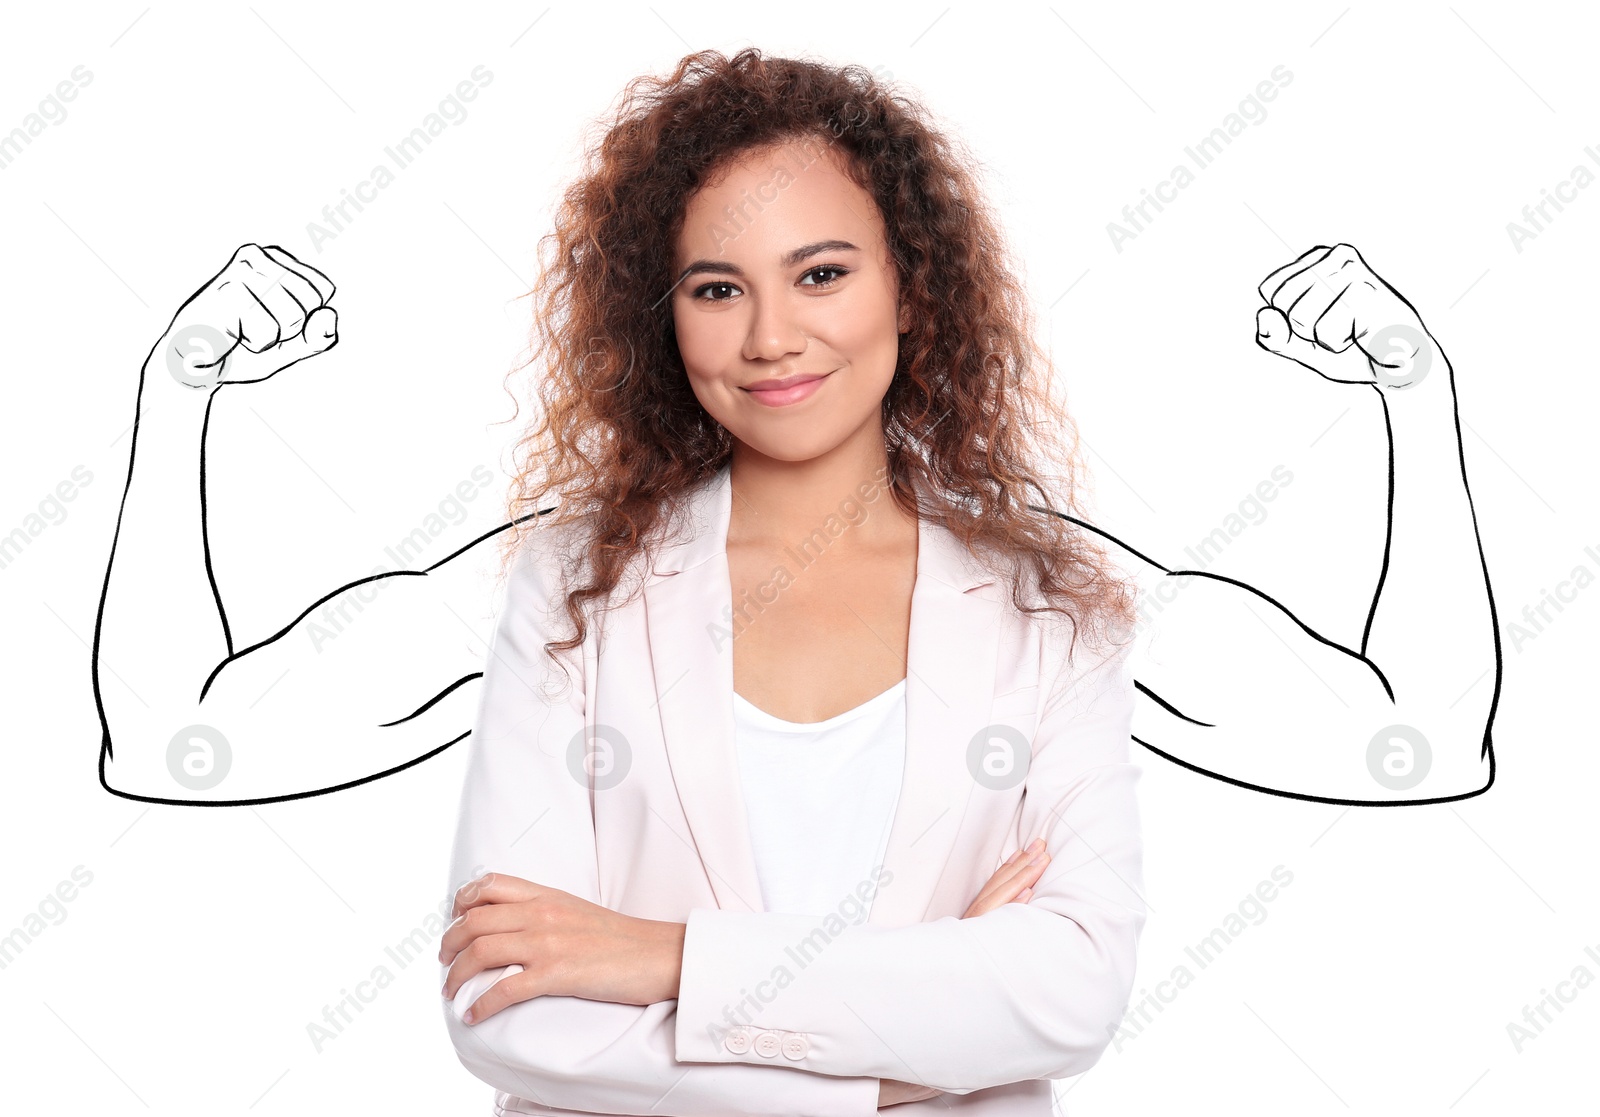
[897,298,911,335]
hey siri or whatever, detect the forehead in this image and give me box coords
[675,139,886,265]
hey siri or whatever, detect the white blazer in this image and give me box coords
[443,463,1145,1116]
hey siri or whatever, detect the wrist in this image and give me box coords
[1375,364,1459,427]
[649,919,686,1003]
[130,372,218,443]
[1372,327,1452,402]
[147,320,232,394]
[130,381,218,448]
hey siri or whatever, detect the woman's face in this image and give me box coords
[670,137,909,465]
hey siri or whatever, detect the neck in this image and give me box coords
[725,445,912,553]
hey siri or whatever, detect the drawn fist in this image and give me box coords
[1254,243,1437,391]
[157,243,338,391]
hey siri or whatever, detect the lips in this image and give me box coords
[742,374,828,391]
[741,372,831,407]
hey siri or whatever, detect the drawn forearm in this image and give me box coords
[96,370,231,743]
[1362,366,1499,746]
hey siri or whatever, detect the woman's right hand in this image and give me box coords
[875,840,1052,1108]
[878,1077,943,1107]
[156,242,339,392]
[961,836,1050,919]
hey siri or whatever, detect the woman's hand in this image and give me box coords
[441,844,1050,1068]
[873,839,1052,1108]
[440,872,685,1025]
[962,836,1050,919]
[878,1077,943,1107]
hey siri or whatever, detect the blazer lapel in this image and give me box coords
[641,465,1002,925]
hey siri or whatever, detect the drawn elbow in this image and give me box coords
[1361,702,1495,803]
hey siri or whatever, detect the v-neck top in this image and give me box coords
[731,679,908,922]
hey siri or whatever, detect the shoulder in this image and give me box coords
[504,506,651,631]
[1040,621,1135,726]
[503,509,594,614]
[1003,549,1134,716]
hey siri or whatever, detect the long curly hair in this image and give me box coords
[497,46,1134,675]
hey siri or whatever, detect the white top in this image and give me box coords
[731,679,908,923]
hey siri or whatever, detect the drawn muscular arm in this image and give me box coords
[1047,244,1498,805]
[97,243,1496,807]
[94,244,519,804]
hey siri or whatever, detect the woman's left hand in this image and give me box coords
[440,872,684,1024]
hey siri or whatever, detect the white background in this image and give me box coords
[1,1,1594,1113]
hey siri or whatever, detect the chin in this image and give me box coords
[731,433,840,463]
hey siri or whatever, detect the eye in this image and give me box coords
[800,264,848,288]
[691,281,741,302]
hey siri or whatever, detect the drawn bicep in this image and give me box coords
[147,567,497,801]
[1130,571,1387,734]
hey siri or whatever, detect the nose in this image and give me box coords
[741,294,807,363]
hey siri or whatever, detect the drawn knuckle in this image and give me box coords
[1313,318,1350,352]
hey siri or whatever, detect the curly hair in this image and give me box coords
[496,46,1135,676]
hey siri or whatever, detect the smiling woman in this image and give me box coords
[436,45,1147,1116]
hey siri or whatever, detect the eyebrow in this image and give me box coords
[675,239,861,283]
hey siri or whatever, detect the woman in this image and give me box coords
[91,43,1499,1111]
[436,49,1145,1114]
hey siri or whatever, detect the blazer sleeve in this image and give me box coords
[440,537,881,1117]
[672,632,1146,1094]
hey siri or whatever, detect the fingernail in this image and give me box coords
[1027,837,1045,853]
[1027,852,1046,866]
[441,982,450,999]
[462,1008,475,1024]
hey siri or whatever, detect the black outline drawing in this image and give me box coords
[91,241,1500,808]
